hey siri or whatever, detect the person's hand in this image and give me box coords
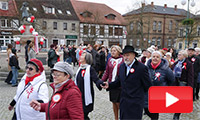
[8,105,14,111]
[30,100,41,111]
[100,82,109,89]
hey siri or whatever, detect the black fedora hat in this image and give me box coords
[122,45,138,56]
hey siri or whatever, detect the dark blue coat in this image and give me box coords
[108,59,152,120]
[144,58,175,107]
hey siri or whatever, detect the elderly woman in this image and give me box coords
[101,45,123,120]
[30,62,84,119]
[8,59,49,120]
[75,51,103,119]
[144,51,175,120]
[28,42,36,61]
[172,50,194,120]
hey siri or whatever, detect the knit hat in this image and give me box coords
[52,62,74,77]
[27,59,44,72]
[165,52,172,57]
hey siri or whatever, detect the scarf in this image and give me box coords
[110,57,123,82]
[151,60,161,70]
[174,59,185,78]
[54,79,69,92]
[25,74,40,85]
[75,64,92,106]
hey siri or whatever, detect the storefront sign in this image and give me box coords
[0,31,12,35]
[65,35,77,39]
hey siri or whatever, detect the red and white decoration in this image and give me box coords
[14,37,20,45]
[130,68,135,73]
[155,72,161,81]
[52,93,61,103]
[27,16,35,23]
[18,25,25,34]
[40,37,44,45]
[81,70,86,77]
[191,58,196,62]
[29,25,34,33]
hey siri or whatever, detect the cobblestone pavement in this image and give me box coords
[1,80,200,120]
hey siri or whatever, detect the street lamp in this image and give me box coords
[181,0,195,49]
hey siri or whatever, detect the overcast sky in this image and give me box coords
[79,0,200,15]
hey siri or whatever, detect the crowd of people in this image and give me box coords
[5,41,200,120]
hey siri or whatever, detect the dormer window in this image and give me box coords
[58,10,62,14]
[66,10,71,15]
[80,11,92,17]
[105,14,116,20]
[0,2,8,10]
[42,5,55,14]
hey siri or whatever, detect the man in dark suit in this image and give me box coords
[101,45,152,120]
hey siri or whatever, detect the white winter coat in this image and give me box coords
[14,71,49,120]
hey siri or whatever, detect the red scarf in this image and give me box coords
[25,74,40,85]
[151,60,161,70]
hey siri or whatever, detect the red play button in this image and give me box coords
[149,86,193,113]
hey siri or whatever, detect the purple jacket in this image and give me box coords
[102,55,124,82]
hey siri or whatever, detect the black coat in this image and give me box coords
[108,59,152,119]
[188,55,200,79]
[99,51,106,71]
[88,49,100,72]
[144,58,175,107]
[9,55,20,69]
[172,59,194,87]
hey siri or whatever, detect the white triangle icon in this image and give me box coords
[166,92,179,107]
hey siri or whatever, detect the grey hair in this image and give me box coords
[83,51,93,65]
[151,51,162,58]
[179,50,188,58]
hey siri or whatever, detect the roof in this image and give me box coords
[123,4,190,17]
[71,0,126,25]
[0,0,18,17]
[14,0,79,21]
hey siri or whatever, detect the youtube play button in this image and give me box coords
[149,86,193,113]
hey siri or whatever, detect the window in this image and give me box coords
[158,21,162,32]
[81,11,92,17]
[11,19,19,28]
[53,22,57,30]
[169,20,173,31]
[33,7,37,11]
[157,38,161,47]
[130,39,133,46]
[193,40,198,48]
[83,25,89,35]
[63,23,67,30]
[136,39,140,46]
[91,26,96,35]
[43,6,55,14]
[0,19,8,27]
[72,23,75,31]
[43,21,47,29]
[130,22,134,31]
[197,26,200,36]
[105,14,116,20]
[100,26,104,35]
[152,38,156,45]
[137,22,141,31]
[58,10,62,14]
[168,38,171,46]
[114,28,123,36]
[1,2,8,10]
[178,42,182,50]
[179,28,184,37]
[109,27,113,36]
[66,10,71,15]
[153,21,157,31]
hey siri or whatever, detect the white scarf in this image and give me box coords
[75,64,92,106]
[110,58,123,82]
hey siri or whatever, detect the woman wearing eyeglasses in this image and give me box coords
[8,59,49,120]
[75,51,103,120]
[30,62,84,120]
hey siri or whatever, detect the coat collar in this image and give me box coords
[50,79,74,93]
[122,59,139,78]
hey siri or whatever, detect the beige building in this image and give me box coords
[123,2,188,50]
[176,16,200,50]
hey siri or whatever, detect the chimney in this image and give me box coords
[164,4,167,8]
[174,5,177,11]
[142,3,145,8]
[151,2,154,7]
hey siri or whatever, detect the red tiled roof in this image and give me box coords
[0,0,18,17]
[71,0,126,25]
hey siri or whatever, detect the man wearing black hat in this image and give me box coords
[101,45,152,120]
[188,47,200,101]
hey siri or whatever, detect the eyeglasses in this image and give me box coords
[26,66,34,71]
[52,73,62,77]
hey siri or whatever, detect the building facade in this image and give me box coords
[123,2,188,50]
[0,0,19,51]
[71,0,127,48]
